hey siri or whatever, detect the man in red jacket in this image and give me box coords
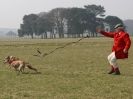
[97,24,131,75]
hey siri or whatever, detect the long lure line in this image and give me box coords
[33,37,87,58]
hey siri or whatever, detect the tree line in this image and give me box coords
[18,5,123,39]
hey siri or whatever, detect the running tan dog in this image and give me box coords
[4,56,38,74]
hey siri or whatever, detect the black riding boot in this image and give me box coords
[114,67,121,75]
[108,65,115,74]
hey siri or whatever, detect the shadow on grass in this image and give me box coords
[120,73,133,77]
[102,72,133,77]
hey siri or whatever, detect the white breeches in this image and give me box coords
[107,52,118,68]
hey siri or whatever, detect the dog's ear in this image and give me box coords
[10,56,13,59]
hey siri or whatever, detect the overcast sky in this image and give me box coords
[0,0,132,29]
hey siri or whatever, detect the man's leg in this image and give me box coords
[108,52,120,75]
[107,52,115,74]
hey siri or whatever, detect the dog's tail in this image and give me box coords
[25,63,38,72]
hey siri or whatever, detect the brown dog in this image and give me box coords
[4,56,38,74]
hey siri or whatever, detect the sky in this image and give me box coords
[0,0,132,29]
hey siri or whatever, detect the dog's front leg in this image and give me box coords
[9,64,11,69]
[17,64,23,75]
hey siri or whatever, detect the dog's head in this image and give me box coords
[3,56,10,64]
[3,56,19,64]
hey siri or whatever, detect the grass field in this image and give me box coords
[0,37,133,99]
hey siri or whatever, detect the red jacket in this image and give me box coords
[100,30,131,59]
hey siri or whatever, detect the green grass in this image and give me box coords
[0,37,133,99]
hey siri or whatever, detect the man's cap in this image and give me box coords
[114,24,123,29]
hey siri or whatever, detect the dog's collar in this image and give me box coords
[8,60,14,64]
